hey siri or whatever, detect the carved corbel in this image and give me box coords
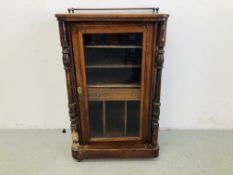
[62,48,72,70]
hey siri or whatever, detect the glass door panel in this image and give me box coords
[83,33,142,46]
[105,101,125,137]
[88,101,103,138]
[127,101,140,136]
[83,33,143,138]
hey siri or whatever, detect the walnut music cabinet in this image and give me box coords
[55,8,169,161]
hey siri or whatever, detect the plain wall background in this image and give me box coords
[0,0,233,129]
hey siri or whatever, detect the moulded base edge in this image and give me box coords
[71,144,159,161]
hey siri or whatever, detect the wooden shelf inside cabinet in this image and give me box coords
[84,45,142,49]
[56,11,169,161]
[87,84,140,88]
[86,64,141,69]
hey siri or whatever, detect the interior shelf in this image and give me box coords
[86,64,141,69]
[84,45,142,49]
[87,84,140,88]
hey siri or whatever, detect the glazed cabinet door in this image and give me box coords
[71,24,154,144]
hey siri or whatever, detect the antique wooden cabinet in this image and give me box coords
[55,8,169,161]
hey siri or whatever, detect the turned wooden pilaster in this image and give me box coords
[151,20,167,146]
[58,21,81,150]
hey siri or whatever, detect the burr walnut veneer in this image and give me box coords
[55,11,169,161]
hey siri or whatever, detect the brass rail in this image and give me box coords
[68,8,159,14]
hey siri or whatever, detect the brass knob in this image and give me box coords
[77,87,82,94]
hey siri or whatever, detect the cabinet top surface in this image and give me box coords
[55,13,169,22]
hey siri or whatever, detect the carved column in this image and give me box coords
[58,21,81,151]
[152,20,167,146]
